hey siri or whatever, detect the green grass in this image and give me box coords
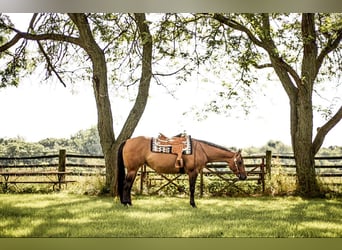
[0,193,341,237]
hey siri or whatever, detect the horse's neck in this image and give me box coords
[198,141,235,163]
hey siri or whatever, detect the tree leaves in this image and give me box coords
[1,13,341,120]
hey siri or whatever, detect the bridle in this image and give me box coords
[233,152,243,176]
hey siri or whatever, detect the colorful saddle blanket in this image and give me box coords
[151,133,192,155]
[151,133,192,168]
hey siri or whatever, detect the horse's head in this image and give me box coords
[229,149,247,180]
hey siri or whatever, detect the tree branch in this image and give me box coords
[28,13,38,31]
[273,56,302,87]
[0,33,22,52]
[212,14,265,48]
[260,14,302,87]
[313,105,342,155]
[301,13,318,84]
[152,64,188,77]
[252,63,273,69]
[116,13,153,144]
[212,13,300,94]
[316,28,342,71]
[0,29,83,52]
[37,41,67,87]
[0,19,82,87]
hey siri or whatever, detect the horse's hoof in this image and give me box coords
[121,201,132,207]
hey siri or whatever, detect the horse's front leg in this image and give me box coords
[122,170,137,206]
[188,170,198,208]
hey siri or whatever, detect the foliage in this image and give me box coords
[201,175,261,197]
[265,164,297,196]
[67,174,107,196]
[0,14,28,87]
[0,13,192,96]
[0,126,102,157]
[1,194,342,237]
[3,125,342,158]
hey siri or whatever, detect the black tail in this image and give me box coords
[117,140,127,203]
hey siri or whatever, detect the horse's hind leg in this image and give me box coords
[188,170,198,208]
[122,170,137,206]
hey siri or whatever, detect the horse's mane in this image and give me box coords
[195,139,234,152]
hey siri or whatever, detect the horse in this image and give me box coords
[117,135,247,207]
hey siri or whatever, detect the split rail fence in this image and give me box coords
[1,150,341,194]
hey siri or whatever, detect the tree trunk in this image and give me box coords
[91,58,116,193]
[291,89,320,196]
[68,13,153,197]
[291,13,320,196]
[68,14,116,193]
[116,13,153,144]
[269,13,320,196]
[111,13,153,196]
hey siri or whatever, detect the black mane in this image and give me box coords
[195,139,233,152]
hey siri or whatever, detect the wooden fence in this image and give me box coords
[1,150,342,193]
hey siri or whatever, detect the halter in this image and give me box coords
[233,152,242,176]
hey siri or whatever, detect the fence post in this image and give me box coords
[266,150,272,179]
[200,168,203,197]
[260,158,265,193]
[58,149,66,189]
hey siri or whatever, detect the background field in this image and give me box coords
[1,193,341,237]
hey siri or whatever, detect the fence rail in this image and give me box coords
[1,149,342,193]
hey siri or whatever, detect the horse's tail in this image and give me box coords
[117,140,127,203]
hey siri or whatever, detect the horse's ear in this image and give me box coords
[238,149,242,154]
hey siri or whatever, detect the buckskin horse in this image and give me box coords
[117,135,247,207]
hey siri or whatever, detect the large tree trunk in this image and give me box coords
[68,14,116,193]
[290,89,319,196]
[68,13,153,197]
[261,16,321,196]
[268,13,320,196]
[92,57,116,193]
[111,13,153,196]
[210,13,342,197]
[292,13,320,196]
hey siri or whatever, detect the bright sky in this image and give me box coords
[0,13,341,149]
[1,71,341,149]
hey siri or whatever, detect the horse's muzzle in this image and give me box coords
[238,174,247,180]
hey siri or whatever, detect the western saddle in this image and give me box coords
[156,133,188,168]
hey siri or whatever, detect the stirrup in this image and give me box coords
[175,159,183,168]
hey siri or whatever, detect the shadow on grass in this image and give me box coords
[0,194,341,237]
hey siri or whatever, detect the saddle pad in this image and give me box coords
[151,135,192,155]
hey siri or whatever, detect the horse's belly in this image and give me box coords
[146,153,189,174]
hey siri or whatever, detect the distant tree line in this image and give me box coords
[244,140,342,157]
[0,126,102,157]
[1,128,341,158]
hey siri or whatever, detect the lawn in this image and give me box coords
[0,193,341,237]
